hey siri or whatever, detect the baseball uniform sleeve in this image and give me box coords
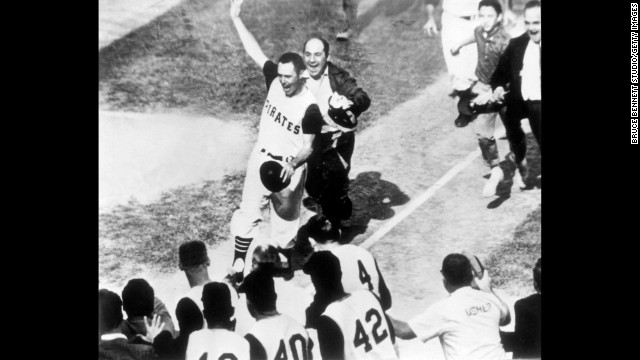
[407,305,445,342]
[245,333,268,360]
[317,315,345,360]
[301,104,324,135]
[263,60,279,91]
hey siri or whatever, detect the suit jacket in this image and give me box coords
[490,32,535,120]
[327,62,370,118]
[500,293,541,359]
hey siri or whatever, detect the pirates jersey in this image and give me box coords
[321,290,398,360]
[257,61,323,160]
[186,328,250,360]
[331,244,382,299]
[246,313,312,360]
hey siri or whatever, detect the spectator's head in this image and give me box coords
[251,244,282,274]
[121,278,155,319]
[302,215,340,247]
[303,37,330,79]
[99,289,124,335]
[533,257,541,294]
[478,0,503,32]
[179,240,210,272]
[441,254,474,291]
[175,297,204,335]
[277,52,307,97]
[303,251,344,296]
[238,268,277,317]
[202,282,235,328]
[524,0,541,44]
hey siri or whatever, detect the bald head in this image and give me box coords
[303,37,329,79]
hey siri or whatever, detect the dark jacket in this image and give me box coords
[327,62,371,118]
[500,293,541,359]
[490,32,532,119]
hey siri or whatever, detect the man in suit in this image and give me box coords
[500,258,541,358]
[490,0,541,188]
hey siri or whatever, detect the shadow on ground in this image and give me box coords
[341,171,410,242]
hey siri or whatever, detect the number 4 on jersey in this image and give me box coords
[358,260,373,291]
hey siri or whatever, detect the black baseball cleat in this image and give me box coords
[454,113,472,127]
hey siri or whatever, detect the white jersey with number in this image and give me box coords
[258,71,317,160]
[331,245,381,298]
[186,328,250,360]
[248,313,312,360]
[322,291,398,360]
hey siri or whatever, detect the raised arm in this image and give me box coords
[422,0,442,36]
[473,272,511,326]
[388,315,417,340]
[229,0,269,68]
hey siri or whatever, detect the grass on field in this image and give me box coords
[99,173,244,281]
[485,205,541,293]
[98,0,443,130]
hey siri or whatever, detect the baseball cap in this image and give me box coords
[238,269,277,307]
[179,240,209,267]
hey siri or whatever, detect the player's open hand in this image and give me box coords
[280,161,295,183]
[143,315,165,343]
[423,19,438,37]
[229,0,243,19]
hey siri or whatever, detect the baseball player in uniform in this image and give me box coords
[228,0,324,279]
[300,215,392,310]
[239,269,314,360]
[304,251,398,360]
[185,282,250,360]
[176,240,250,334]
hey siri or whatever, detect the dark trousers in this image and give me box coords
[305,132,354,222]
[503,100,541,164]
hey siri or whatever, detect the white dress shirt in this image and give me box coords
[520,39,541,101]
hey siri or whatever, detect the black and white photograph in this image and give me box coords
[99,0,542,359]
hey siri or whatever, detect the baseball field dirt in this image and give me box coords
[99,1,540,359]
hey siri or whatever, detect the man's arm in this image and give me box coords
[422,0,442,36]
[330,65,370,119]
[473,272,511,326]
[244,334,268,360]
[280,104,323,181]
[490,40,513,101]
[388,315,417,340]
[317,316,345,360]
[374,259,392,311]
[229,0,269,68]
[281,133,316,181]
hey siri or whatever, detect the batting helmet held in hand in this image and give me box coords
[260,161,291,193]
[328,98,357,129]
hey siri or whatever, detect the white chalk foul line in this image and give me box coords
[358,149,481,250]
